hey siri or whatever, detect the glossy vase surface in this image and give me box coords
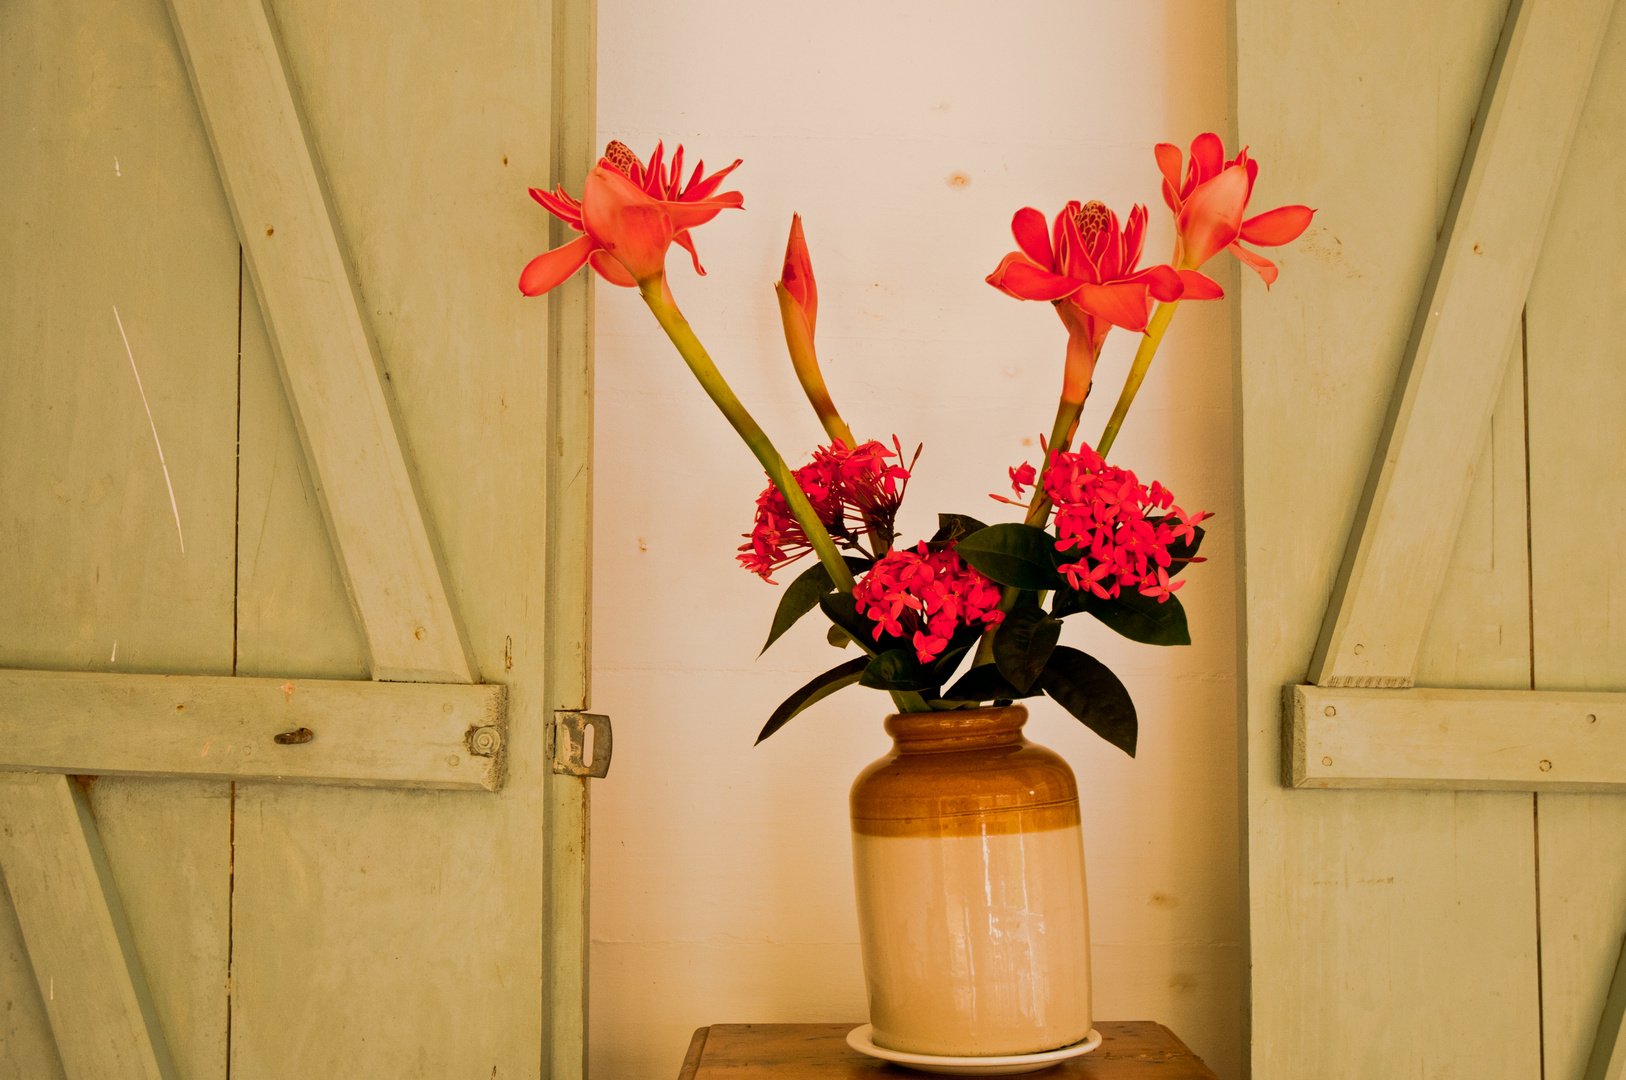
[849,704,1092,1057]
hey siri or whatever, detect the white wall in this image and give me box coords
[590,3,1242,1077]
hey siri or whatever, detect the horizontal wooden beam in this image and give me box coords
[1284,684,1626,791]
[0,669,506,791]
[1309,0,1617,688]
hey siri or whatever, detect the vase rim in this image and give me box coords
[883,704,1027,752]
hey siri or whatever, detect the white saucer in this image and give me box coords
[844,1025,1102,1075]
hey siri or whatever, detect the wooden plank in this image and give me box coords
[1237,0,1544,1075]
[162,0,478,684]
[677,1028,709,1080]
[684,1022,1217,1078]
[1285,685,1626,791]
[224,0,563,1072]
[1309,0,1616,688]
[1526,7,1626,1078]
[545,0,597,1075]
[1586,933,1626,1080]
[0,0,241,1074]
[0,669,507,792]
[0,773,176,1080]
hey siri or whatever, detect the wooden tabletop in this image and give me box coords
[676,1022,1218,1078]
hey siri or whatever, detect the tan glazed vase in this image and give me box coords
[849,704,1092,1057]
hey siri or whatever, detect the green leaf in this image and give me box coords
[941,662,1041,702]
[756,656,868,744]
[760,556,872,656]
[1082,588,1190,646]
[819,591,879,649]
[955,523,1065,590]
[827,623,852,649]
[931,513,989,545]
[927,625,985,688]
[1037,646,1137,757]
[860,649,938,693]
[993,603,1064,693]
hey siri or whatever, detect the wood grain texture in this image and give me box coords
[545,1,597,1075]
[0,1,239,1074]
[1309,0,1616,688]
[679,1023,1216,1079]
[1285,685,1626,791]
[164,0,478,684]
[0,668,508,791]
[0,774,176,1080]
[1238,0,1544,1075]
[222,0,566,1073]
[1526,7,1626,1080]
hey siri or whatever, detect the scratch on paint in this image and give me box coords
[202,736,214,757]
[114,157,121,176]
[110,640,117,662]
[281,681,295,702]
[113,306,185,553]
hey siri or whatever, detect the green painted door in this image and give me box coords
[0,0,594,1076]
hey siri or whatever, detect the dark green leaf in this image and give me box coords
[992,603,1063,693]
[860,649,937,693]
[941,662,1041,702]
[1037,646,1137,756]
[955,523,1066,590]
[760,557,872,656]
[820,591,880,650]
[1049,583,1089,618]
[1082,588,1190,646]
[926,624,985,688]
[827,623,852,649]
[756,656,868,744]
[931,513,990,545]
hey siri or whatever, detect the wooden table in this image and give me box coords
[676,1023,1219,1078]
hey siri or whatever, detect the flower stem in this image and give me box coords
[1095,300,1178,459]
[639,278,929,713]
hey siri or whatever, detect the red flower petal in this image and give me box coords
[1190,132,1225,185]
[582,164,672,282]
[1240,204,1315,246]
[665,190,745,234]
[673,230,706,276]
[986,251,1081,301]
[529,186,584,230]
[1154,143,1184,195]
[779,214,816,330]
[519,234,595,296]
[1011,207,1054,268]
[587,247,638,288]
[1135,263,1184,303]
[1176,163,1250,269]
[683,159,743,202]
[1227,241,1279,287]
[1073,280,1154,333]
[1176,268,1225,299]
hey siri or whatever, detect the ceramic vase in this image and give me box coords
[849,704,1092,1057]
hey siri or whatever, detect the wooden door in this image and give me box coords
[0,0,596,1077]
[1237,0,1626,1076]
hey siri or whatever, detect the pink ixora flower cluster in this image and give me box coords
[853,543,1005,664]
[738,439,912,582]
[1010,447,1209,603]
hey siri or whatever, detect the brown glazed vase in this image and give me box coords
[849,704,1092,1056]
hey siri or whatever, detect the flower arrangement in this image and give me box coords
[521,134,1311,756]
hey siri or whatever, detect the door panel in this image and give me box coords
[0,0,239,1075]
[1526,6,1626,1077]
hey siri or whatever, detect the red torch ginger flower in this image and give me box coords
[987,200,1183,403]
[1155,133,1314,290]
[520,140,744,295]
[738,439,914,582]
[1007,446,1210,602]
[854,542,1005,663]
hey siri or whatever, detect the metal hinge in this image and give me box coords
[552,711,612,778]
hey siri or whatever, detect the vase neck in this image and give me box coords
[884,705,1028,754]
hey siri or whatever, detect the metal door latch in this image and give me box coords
[552,711,612,778]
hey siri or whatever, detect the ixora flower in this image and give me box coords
[1006,446,1209,603]
[1155,133,1314,290]
[853,543,1005,663]
[738,438,914,582]
[519,140,743,295]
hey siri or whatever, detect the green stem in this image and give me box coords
[639,279,929,713]
[1095,299,1178,460]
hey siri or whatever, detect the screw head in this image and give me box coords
[1321,756,1333,767]
[1539,760,1553,772]
[1324,706,1337,717]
